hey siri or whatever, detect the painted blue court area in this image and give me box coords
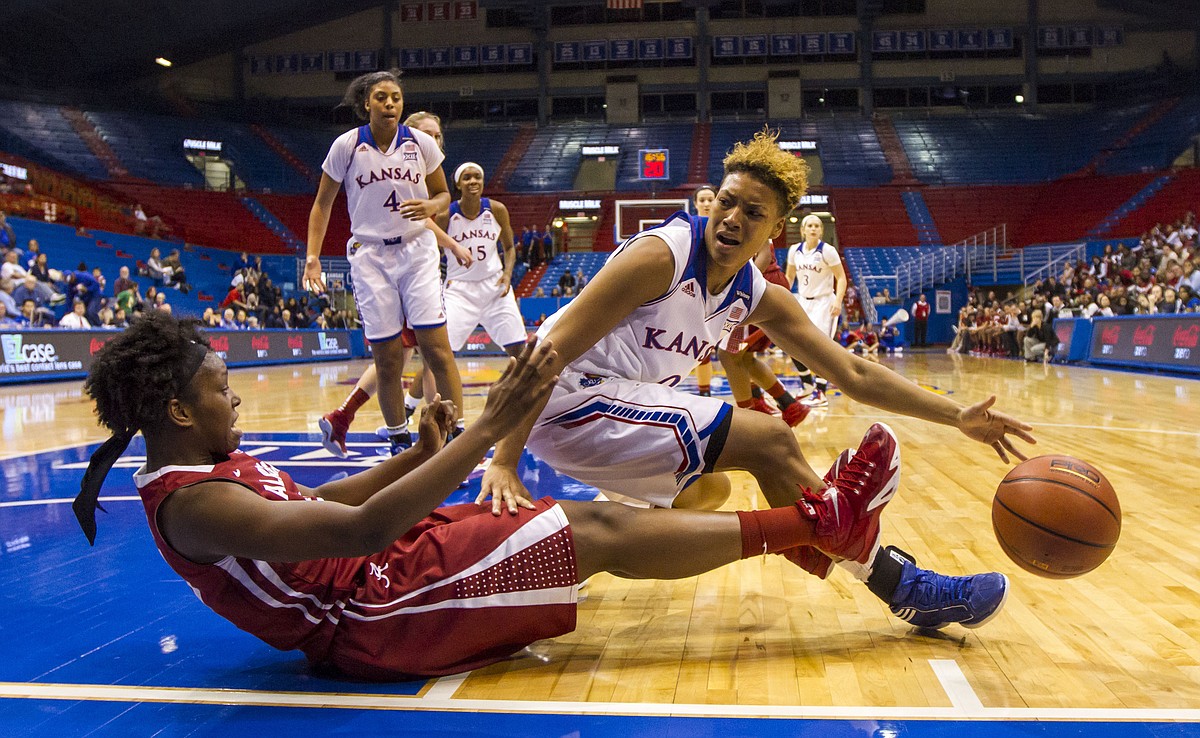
[1,432,1195,737]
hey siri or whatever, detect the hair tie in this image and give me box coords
[73,339,210,545]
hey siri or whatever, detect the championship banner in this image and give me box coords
[0,330,357,384]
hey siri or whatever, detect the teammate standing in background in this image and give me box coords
[437,162,527,359]
[690,185,718,397]
[316,107,470,458]
[305,71,464,457]
[716,238,809,426]
[785,214,846,408]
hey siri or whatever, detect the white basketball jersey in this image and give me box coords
[538,213,766,387]
[321,124,445,244]
[444,199,502,282]
[786,240,841,299]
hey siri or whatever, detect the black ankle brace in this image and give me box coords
[867,545,915,603]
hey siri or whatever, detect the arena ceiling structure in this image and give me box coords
[0,0,1194,92]
[0,0,383,90]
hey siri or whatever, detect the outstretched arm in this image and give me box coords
[749,284,1036,462]
[158,340,560,564]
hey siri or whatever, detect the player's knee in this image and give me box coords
[747,421,803,473]
[673,472,731,510]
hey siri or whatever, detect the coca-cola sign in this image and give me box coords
[1090,316,1200,370]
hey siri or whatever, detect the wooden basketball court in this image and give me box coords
[2,350,1198,734]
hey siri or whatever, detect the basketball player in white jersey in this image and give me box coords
[318,111,470,458]
[478,129,1034,630]
[304,71,464,456]
[690,186,718,397]
[785,214,846,407]
[437,162,527,358]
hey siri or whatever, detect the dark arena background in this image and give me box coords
[1,1,1199,736]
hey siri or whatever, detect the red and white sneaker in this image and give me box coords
[778,448,852,578]
[798,423,901,564]
[749,397,779,416]
[318,409,352,459]
[780,401,810,427]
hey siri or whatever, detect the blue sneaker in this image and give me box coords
[889,561,1008,629]
[384,431,413,457]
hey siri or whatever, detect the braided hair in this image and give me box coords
[75,312,211,544]
[85,311,210,436]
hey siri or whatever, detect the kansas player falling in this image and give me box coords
[479,129,1036,630]
[304,70,464,456]
[437,162,527,358]
[784,214,847,407]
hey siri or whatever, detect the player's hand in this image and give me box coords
[302,258,326,295]
[414,395,456,457]
[830,303,842,317]
[497,273,511,296]
[400,198,437,221]
[477,337,558,432]
[957,395,1037,464]
[477,463,534,516]
[449,243,472,268]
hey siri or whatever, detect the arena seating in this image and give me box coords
[706,119,891,187]
[1099,96,1200,175]
[86,110,312,194]
[893,107,1147,184]
[0,100,108,180]
[108,183,289,253]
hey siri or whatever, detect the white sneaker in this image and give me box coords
[802,391,829,407]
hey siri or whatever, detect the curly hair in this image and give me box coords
[340,69,404,122]
[84,312,210,435]
[722,127,808,216]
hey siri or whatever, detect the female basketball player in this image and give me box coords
[436,162,527,358]
[479,129,1036,630]
[691,185,717,397]
[784,214,847,407]
[74,312,886,679]
[306,77,465,456]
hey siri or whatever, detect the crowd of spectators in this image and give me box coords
[208,252,357,331]
[948,210,1200,362]
[515,225,557,268]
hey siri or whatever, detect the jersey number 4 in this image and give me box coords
[384,191,403,212]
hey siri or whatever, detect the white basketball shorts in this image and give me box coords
[444,278,527,352]
[347,230,445,342]
[797,293,837,338]
[526,371,732,508]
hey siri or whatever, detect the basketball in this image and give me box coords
[992,455,1121,578]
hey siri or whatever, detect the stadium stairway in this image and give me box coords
[686,121,711,185]
[1088,172,1175,237]
[515,264,547,298]
[1072,98,1180,177]
[61,107,128,179]
[874,117,919,186]
[900,190,943,246]
[489,124,536,192]
[250,124,319,188]
[592,199,616,251]
[241,196,304,254]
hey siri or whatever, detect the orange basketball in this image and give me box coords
[992,455,1121,578]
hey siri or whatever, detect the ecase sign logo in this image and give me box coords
[2,335,58,364]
